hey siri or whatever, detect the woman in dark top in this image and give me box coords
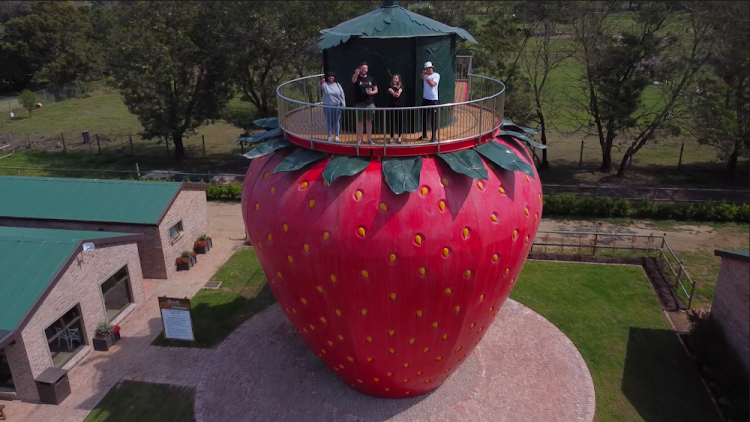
[387,74,405,144]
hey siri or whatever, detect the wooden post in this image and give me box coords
[677,142,685,170]
[136,163,141,179]
[28,133,31,148]
[579,140,584,168]
[129,134,134,155]
[592,233,599,256]
[595,185,600,199]
[202,135,206,157]
[96,134,101,155]
[61,133,66,152]
[240,142,244,154]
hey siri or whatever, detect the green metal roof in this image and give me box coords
[0,227,136,344]
[714,249,750,263]
[0,176,183,225]
[318,3,477,51]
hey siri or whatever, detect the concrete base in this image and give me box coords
[195,299,596,422]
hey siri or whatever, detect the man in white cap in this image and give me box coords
[419,61,440,142]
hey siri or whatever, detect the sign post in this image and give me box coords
[158,296,196,343]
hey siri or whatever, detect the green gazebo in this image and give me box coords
[319,1,477,132]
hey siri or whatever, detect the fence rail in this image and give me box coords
[531,230,696,308]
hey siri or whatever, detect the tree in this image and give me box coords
[615,1,715,176]
[517,1,574,170]
[225,1,377,118]
[571,1,684,172]
[19,90,36,116]
[0,1,98,91]
[686,2,749,176]
[107,1,234,158]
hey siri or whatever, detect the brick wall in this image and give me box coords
[1,242,144,402]
[159,190,210,279]
[710,258,749,375]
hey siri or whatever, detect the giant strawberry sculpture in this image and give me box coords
[241,120,544,398]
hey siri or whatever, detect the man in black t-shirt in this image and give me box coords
[351,62,378,145]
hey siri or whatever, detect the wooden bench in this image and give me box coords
[0,404,6,420]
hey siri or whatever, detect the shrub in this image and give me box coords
[638,198,657,218]
[555,194,580,216]
[225,182,242,199]
[597,197,616,218]
[579,196,597,216]
[19,90,37,116]
[737,204,750,223]
[96,322,115,337]
[715,202,738,221]
[613,199,632,217]
[206,184,223,200]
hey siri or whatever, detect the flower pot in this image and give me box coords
[176,260,190,271]
[113,330,121,343]
[93,333,115,351]
[189,256,197,266]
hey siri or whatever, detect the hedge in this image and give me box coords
[543,194,750,223]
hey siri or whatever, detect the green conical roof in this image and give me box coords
[318,3,477,51]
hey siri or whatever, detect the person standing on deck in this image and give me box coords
[352,62,378,145]
[320,71,345,142]
[387,74,405,144]
[419,61,440,142]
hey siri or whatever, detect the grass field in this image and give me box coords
[152,248,276,348]
[512,261,721,421]
[83,381,195,422]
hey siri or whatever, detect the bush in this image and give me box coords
[19,90,37,116]
[613,199,632,217]
[206,184,223,200]
[715,202,738,221]
[737,204,750,223]
[225,182,242,199]
[579,196,597,216]
[596,197,616,218]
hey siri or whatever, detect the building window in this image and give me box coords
[45,305,86,368]
[0,347,15,393]
[101,266,133,321]
[168,221,183,241]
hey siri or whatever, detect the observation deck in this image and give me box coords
[276,57,505,157]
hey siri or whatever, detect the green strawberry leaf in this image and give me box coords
[237,127,281,144]
[322,155,371,185]
[273,148,329,174]
[498,130,548,150]
[474,141,535,179]
[382,157,422,194]
[437,149,489,180]
[501,119,540,135]
[252,117,279,130]
[242,138,293,160]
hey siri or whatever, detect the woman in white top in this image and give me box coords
[319,71,346,142]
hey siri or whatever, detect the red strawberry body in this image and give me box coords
[241,138,542,398]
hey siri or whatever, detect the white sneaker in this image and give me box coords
[398,137,403,144]
[368,138,375,145]
[335,136,340,142]
[327,136,332,142]
[389,138,394,144]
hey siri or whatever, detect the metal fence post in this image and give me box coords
[61,133,66,152]
[592,232,599,256]
[595,185,600,199]
[129,134,134,155]
[166,138,169,157]
[202,135,206,157]
[677,142,685,170]
[96,134,101,155]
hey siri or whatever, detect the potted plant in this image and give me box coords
[93,322,116,351]
[194,234,213,254]
[176,252,191,271]
[188,250,197,266]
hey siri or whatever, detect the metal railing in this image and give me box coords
[275,59,505,153]
[544,184,750,204]
[531,230,697,308]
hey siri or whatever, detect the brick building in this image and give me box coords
[0,227,145,402]
[710,250,749,376]
[0,176,209,279]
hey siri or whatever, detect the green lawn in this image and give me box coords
[152,248,276,348]
[512,261,721,422]
[84,381,195,422]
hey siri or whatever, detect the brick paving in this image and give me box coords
[2,203,595,421]
[193,300,595,422]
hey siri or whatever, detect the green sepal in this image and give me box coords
[437,149,489,180]
[273,148,328,174]
[382,157,422,195]
[242,138,293,159]
[498,130,548,150]
[252,117,279,130]
[501,119,540,136]
[474,141,535,179]
[237,128,281,144]
[322,156,370,185]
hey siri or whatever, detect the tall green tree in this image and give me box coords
[107,1,234,158]
[687,1,749,176]
[0,1,98,91]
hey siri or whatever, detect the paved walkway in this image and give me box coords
[192,300,595,422]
